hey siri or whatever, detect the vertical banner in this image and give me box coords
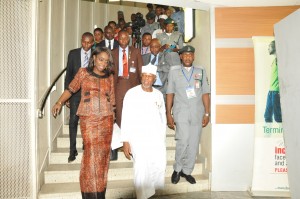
[251,36,289,197]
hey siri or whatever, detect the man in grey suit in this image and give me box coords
[64,32,94,163]
[142,38,180,100]
[166,45,210,184]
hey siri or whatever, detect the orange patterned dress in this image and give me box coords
[68,68,115,198]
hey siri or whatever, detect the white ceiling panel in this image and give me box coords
[121,0,300,10]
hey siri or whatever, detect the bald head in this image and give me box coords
[150,38,161,55]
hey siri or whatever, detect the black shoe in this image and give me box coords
[180,172,196,184]
[171,170,181,184]
[110,149,118,161]
[68,151,78,163]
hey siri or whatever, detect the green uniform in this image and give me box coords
[157,31,183,50]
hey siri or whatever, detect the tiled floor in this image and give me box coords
[148,191,290,199]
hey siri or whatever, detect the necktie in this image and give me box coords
[108,40,111,50]
[122,49,128,77]
[83,52,89,68]
[151,54,157,65]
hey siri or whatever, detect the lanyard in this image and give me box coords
[181,66,194,86]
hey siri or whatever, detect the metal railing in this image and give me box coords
[38,67,67,119]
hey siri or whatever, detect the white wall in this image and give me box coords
[212,124,254,190]
[188,9,212,175]
[210,7,255,191]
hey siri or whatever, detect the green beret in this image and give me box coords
[146,12,155,20]
[164,18,175,24]
[178,45,195,54]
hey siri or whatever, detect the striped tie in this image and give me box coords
[83,52,89,68]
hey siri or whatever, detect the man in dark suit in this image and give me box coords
[96,26,119,50]
[96,26,120,161]
[142,38,180,100]
[111,30,143,161]
[112,30,143,128]
[64,32,94,163]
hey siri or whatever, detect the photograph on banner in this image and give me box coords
[251,36,289,196]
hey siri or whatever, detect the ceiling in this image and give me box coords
[121,0,300,10]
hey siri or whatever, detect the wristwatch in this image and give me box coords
[205,113,210,117]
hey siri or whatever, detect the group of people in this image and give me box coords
[51,4,210,199]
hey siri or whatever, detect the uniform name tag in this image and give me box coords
[194,73,203,89]
[195,81,201,89]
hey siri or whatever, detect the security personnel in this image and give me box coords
[157,18,183,53]
[166,45,210,184]
[140,12,160,36]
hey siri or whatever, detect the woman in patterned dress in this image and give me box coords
[52,47,115,199]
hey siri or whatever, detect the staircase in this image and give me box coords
[38,125,209,199]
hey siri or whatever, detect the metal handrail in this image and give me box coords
[38,67,67,119]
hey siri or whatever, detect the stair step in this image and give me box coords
[57,134,176,148]
[44,161,203,184]
[62,125,176,136]
[39,175,209,199]
[50,147,176,164]
[40,125,207,198]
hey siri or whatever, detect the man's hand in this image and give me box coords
[123,142,132,160]
[160,44,170,52]
[202,115,209,127]
[167,113,175,130]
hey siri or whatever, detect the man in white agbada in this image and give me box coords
[121,63,167,199]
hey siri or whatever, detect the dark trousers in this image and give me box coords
[264,91,282,123]
[110,148,118,160]
[69,97,80,153]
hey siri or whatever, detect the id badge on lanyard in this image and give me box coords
[129,61,136,73]
[182,66,196,99]
[186,86,196,99]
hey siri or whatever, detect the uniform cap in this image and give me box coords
[146,12,156,20]
[178,45,195,54]
[142,63,157,76]
[164,18,175,24]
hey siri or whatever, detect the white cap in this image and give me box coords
[142,63,157,76]
[159,14,168,20]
